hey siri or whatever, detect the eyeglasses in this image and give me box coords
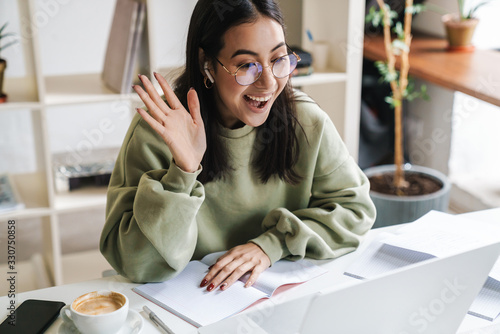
[214,51,301,86]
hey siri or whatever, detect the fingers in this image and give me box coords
[203,259,252,292]
[153,72,183,110]
[200,244,271,292]
[138,74,168,111]
[135,107,165,135]
[132,84,167,125]
[187,88,202,124]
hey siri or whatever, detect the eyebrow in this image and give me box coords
[230,42,286,58]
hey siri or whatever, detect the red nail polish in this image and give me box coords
[207,283,215,292]
[220,283,228,291]
[200,279,208,288]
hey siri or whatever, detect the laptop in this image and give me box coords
[198,241,500,334]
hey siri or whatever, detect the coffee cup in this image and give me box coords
[60,290,129,334]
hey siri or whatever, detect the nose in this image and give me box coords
[254,64,276,88]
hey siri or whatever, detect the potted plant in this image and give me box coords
[0,22,17,103]
[442,0,490,51]
[364,0,451,228]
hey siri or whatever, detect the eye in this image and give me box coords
[238,62,259,70]
[273,55,289,63]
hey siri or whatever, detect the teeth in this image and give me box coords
[246,95,272,102]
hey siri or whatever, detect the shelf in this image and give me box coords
[0,77,40,108]
[0,207,52,220]
[291,72,347,87]
[364,33,500,108]
[54,187,108,213]
[0,101,41,111]
[44,73,135,106]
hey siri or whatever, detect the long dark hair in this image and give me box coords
[174,0,302,184]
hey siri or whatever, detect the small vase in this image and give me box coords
[442,14,478,52]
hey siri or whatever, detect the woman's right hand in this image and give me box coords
[133,73,206,173]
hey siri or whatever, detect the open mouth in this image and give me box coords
[244,95,272,110]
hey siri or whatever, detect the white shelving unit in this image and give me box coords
[0,0,365,287]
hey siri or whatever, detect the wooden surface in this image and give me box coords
[364,34,500,107]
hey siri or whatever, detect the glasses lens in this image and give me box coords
[235,62,262,85]
[273,54,298,78]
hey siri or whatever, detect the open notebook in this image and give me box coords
[133,252,327,327]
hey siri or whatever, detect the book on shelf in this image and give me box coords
[344,210,500,322]
[0,173,25,213]
[102,0,146,94]
[133,251,328,327]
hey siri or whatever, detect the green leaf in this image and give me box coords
[467,0,491,19]
[0,32,16,42]
[392,39,409,55]
[0,23,8,36]
[406,4,426,15]
[393,22,404,39]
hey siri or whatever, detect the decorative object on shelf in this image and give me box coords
[364,0,451,228]
[0,22,18,103]
[441,0,490,51]
[0,173,25,213]
[52,147,119,192]
[102,0,147,94]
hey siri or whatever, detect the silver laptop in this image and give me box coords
[198,241,500,334]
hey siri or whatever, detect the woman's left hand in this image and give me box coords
[200,243,271,291]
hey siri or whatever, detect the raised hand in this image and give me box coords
[133,73,206,173]
[200,243,271,291]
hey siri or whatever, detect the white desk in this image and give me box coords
[1,208,500,333]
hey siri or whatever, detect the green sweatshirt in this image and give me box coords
[100,91,376,283]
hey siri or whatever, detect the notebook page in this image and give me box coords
[249,259,328,295]
[468,277,500,321]
[344,239,434,279]
[386,211,500,257]
[134,261,267,327]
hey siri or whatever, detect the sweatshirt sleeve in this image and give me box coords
[250,108,376,264]
[100,115,205,283]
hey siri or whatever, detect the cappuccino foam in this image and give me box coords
[74,293,124,315]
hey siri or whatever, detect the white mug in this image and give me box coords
[60,290,129,334]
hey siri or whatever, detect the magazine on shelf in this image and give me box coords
[102,0,146,94]
[0,174,25,213]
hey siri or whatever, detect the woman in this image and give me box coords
[100,0,376,291]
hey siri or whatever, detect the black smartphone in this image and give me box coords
[0,299,66,334]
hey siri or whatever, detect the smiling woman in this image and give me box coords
[100,0,376,293]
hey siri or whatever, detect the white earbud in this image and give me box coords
[204,62,215,83]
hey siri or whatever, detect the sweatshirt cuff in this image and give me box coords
[160,162,202,195]
[249,227,291,265]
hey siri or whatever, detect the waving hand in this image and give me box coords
[133,73,206,173]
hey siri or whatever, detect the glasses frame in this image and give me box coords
[214,47,301,86]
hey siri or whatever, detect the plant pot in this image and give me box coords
[0,58,6,103]
[364,164,451,228]
[442,14,478,52]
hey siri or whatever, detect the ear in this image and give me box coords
[199,48,215,84]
